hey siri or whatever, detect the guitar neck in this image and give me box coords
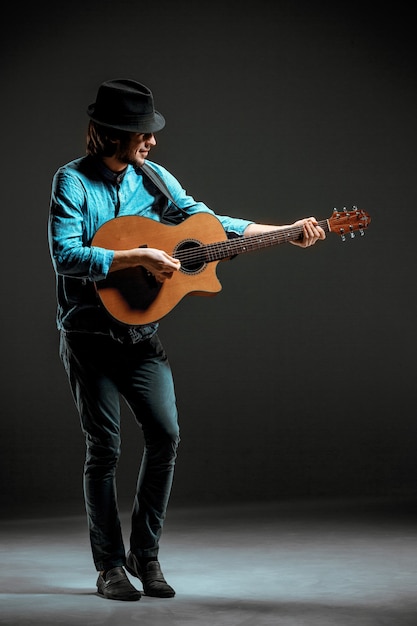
[195,218,330,263]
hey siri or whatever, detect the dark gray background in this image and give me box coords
[2,0,416,518]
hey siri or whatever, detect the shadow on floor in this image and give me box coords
[1,498,417,625]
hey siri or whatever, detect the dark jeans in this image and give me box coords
[59,330,180,572]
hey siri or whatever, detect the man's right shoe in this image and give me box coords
[96,566,141,601]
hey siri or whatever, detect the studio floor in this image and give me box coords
[1,498,417,626]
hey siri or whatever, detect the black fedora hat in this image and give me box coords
[87,79,165,133]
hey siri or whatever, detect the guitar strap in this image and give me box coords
[141,162,240,254]
[140,163,189,224]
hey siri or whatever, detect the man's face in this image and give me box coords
[116,132,157,167]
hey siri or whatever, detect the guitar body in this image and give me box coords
[92,213,229,325]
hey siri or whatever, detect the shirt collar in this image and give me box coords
[92,157,130,185]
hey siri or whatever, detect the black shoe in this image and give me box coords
[96,566,141,601]
[126,551,175,598]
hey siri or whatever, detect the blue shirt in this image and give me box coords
[48,155,253,340]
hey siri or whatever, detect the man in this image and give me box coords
[48,78,325,602]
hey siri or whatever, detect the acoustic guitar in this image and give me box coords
[92,207,370,325]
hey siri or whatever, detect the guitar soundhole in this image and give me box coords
[175,239,206,275]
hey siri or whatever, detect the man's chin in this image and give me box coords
[127,156,146,168]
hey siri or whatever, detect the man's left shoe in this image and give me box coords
[126,551,176,598]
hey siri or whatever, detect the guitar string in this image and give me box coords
[173,219,330,265]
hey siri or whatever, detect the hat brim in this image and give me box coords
[87,104,166,133]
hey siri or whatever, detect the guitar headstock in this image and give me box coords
[327,206,371,241]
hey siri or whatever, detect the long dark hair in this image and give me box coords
[86,121,132,157]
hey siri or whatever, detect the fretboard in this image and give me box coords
[176,219,330,265]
